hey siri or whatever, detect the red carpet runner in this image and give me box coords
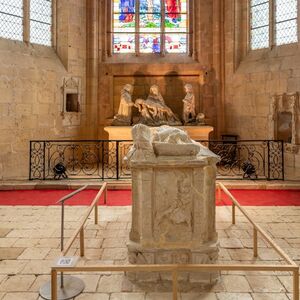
[0,189,299,206]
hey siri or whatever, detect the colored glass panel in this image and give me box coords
[112,0,189,54]
[165,33,186,53]
[113,34,135,53]
[114,13,135,32]
[140,34,160,53]
[165,13,186,32]
[140,0,161,13]
[140,13,161,32]
[165,0,186,13]
[114,0,135,13]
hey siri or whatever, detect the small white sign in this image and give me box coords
[54,256,79,268]
[58,257,73,266]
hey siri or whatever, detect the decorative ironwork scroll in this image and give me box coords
[29,139,284,180]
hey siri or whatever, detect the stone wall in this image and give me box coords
[0,0,88,180]
[223,1,300,180]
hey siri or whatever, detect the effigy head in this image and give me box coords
[123,84,134,94]
[150,84,159,96]
[184,83,193,93]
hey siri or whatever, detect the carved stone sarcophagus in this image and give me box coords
[125,124,219,283]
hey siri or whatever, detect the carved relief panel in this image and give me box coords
[153,169,193,243]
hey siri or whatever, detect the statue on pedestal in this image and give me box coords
[135,84,182,126]
[112,84,134,126]
[111,82,207,127]
[182,83,196,124]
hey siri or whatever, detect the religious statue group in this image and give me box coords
[112,83,205,127]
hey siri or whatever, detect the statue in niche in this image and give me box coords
[112,84,134,126]
[135,84,182,126]
[182,83,196,124]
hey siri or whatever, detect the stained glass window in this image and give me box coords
[250,0,298,50]
[113,0,188,54]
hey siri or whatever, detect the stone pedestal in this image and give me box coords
[103,125,213,140]
[126,125,219,284]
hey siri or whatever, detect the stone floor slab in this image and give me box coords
[251,293,289,299]
[181,293,218,299]
[246,275,286,293]
[75,293,110,300]
[2,292,39,300]
[223,275,252,292]
[0,275,36,292]
[0,229,11,238]
[216,292,253,299]
[110,292,145,300]
[0,248,25,260]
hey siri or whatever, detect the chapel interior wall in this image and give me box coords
[224,1,300,180]
[0,0,88,180]
[0,0,299,181]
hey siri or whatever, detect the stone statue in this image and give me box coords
[112,84,134,125]
[182,83,196,124]
[135,84,182,126]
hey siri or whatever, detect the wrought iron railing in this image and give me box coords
[29,140,284,180]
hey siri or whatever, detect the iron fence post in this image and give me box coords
[43,141,46,180]
[29,141,32,180]
[267,140,270,180]
[281,140,285,181]
[116,141,119,180]
[102,141,104,180]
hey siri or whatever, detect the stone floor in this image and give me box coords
[0,204,300,300]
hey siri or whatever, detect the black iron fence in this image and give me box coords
[29,140,284,181]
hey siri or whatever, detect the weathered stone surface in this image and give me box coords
[0,248,25,260]
[126,125,219,284]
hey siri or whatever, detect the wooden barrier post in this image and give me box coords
[95,204,98,225]
[232,203,236,225]
[172,270,178,300]
[253,228,258,257]
[51,268,58,300]
[80,227,85,257]
[104,186,107,205]
[293,268,299,300]
[217,184,222,202]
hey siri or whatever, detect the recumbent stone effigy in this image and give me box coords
[125,124,220,283]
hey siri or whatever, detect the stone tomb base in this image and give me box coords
[103,125,214,140]
[125,125,220,285]
[127,241,219,284]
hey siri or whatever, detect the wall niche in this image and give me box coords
[268,92,300,180]
[61,77,82,126]
[269,92,299,146]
